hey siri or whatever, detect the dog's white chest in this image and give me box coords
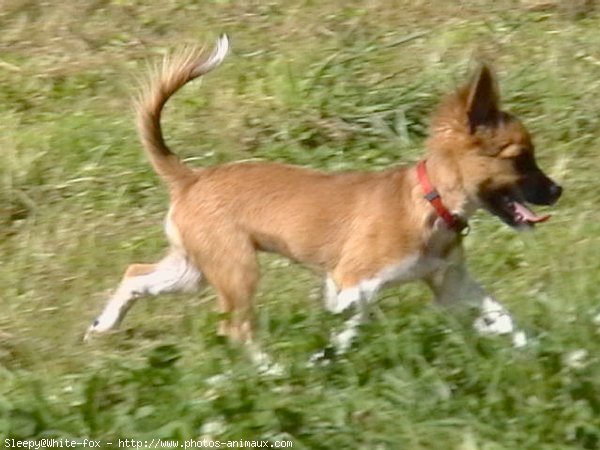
[377,255,445,286]
[325,255,446,313]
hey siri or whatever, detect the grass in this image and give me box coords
[1,1,599,448]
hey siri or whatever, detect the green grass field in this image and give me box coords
[1,1,599,448]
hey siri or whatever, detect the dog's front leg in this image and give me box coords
[309,279,376,365]
[428,248,527,347]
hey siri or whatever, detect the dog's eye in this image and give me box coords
[498,144,522,159]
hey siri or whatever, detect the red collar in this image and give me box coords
[416,160,468,234]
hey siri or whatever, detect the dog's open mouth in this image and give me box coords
[511,200,550,226]
[485,192,551,228]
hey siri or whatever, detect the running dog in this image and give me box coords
[84,35,562,365]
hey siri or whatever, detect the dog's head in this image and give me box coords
[427,65,562,229]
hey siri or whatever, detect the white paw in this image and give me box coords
[474,310,515,335]
[473,298,528,348]
[474,315,528,348]
[474,297,514,335]
[83,313,119,341]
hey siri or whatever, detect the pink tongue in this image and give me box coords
[513,201,551,224]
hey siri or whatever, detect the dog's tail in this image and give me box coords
[135,34,230,186]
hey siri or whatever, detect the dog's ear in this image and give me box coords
[466,64,500,133]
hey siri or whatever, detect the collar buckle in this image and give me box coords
[424,190,441,202]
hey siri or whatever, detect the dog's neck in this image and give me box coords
[417,153,478,223]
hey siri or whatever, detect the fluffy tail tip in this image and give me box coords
[212,33,230,63]
[191,33,230,76]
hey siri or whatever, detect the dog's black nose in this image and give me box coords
[550,183,562,201]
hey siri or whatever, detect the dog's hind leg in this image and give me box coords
[198,237,281,372]
[84,250,202,340]
[209,261,258,346]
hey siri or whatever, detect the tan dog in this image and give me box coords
[85,36,561,365]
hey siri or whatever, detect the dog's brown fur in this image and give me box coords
[86,36,561,357]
